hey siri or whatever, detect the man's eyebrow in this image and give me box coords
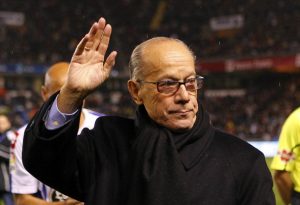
[158,74,196,81]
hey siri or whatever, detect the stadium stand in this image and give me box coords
[0,0,300,141]
[1,74,299,141]
[1,0,300,66]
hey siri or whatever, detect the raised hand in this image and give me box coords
[58,17,117,113]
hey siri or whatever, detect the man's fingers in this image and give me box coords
[74,20,99,55]
[73,17,114,68]
[97,24,112,56]
[91,18,106,50]
[88,22,98,35]
[103,51,117,71]
[84,22,100,51]
[98,17,106,30]
[74,35,89,55]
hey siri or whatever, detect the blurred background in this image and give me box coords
[0,1,299,204]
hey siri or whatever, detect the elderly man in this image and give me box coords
[22,17,275,205]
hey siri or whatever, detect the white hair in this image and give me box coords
[128,37,195,80]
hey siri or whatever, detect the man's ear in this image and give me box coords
[127,80,143,105]
[40,85,48,101]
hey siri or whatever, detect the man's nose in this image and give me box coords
[174,84,190,103]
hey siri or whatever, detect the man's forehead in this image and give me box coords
[141,40,194,71]
[143,40,192,62]
[143,39,189,53]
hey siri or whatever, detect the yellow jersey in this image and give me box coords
[271,107,300,192]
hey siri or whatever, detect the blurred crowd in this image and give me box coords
[1,0,300,140]
[1,0,300,70]
[1,74,299,141]
[204,77,300,140]
[0,2,299,205]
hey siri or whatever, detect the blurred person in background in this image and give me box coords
[22,17,274,205]
[0,114,14,205]
[10,62,104,205]
[271,107,300,205]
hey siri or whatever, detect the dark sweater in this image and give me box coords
[22,94,275,205]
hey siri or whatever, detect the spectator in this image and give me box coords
[0,114,14,205]
[10,62,103,205]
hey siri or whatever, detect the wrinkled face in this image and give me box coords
[137,41,199,132]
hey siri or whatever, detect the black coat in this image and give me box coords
[23,94,275,205]
[0,132,11,193]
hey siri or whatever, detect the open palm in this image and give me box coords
[66,17,117,98]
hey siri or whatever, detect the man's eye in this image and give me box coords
[186,78,195,84]
[159,81,177,86]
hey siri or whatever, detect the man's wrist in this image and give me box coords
[57,87,84,114]
[44,95,78,130]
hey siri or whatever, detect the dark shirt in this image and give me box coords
[22,93,275,205]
